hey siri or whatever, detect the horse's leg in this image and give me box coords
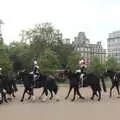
[49,89,53,100]
[39,89,45,99]
[0,93,3,104]
[21,88,27,102]
[65,85,72,99]
[115,84,120,95]
[27,90,32,100]
[91,90,96,100]
[27,88,34,100]
[44,87,48,96]
[12,88,16,98]
[7,94,12,101]
[3,92,8,103]
[110,84,115,98]
[28,95,32,100]
[12,92,16,98]
[76,86,85,99]
[98,89,101,101]
[95,91,98,97]
[71,87,77,101]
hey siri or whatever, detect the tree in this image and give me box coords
[88,56,105,76]
[38,48,60,72]
[67,51,81,71]
[8,41,31,72]
[0,43,12,73]
[106,57,117,71]
[24,23,63,57]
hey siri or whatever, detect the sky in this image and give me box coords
[0,0,120,49]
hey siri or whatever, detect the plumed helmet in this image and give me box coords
[34,60,38,65]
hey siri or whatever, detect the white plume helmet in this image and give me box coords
[34,60,38,65]
[0,68,2,71]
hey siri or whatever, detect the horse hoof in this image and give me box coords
[8,98,12,101]
[49,97,52,100]
[39,97,42,100]
[71,99,75,102]
[56,99,60,102]
[91,97,94,100]
[79,96,85,100]
[0,100,3,104]
[5,100,8,103]
[65,97,68,100]
[20,99,23,102]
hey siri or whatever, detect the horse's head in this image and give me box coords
[63,69,72,77]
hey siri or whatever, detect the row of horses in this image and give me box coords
[0,69,120,104]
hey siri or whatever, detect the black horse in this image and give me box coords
[104,70,120,97]
[0,73,18,104]
[64,70,106,101]
[19,70,58,102]
[64,70,85,101]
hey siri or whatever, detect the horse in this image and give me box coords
[0,73,18,104]
[64,70,106,101]
[18,70,58,102]
[64,70,85,101]
[104,70,120,97]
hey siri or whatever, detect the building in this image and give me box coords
[63,38,70,44]
[72,32,106,64]
[107,30,120,64]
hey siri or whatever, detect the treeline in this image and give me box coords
[0,22,119,75]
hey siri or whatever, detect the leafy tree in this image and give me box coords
[67,51,81,71]
[106,56,117,71]
[0,43,12,73]
[38,48,60,72]
[8,41,31,72]
[24,23,63,57]
[87,56,105,76]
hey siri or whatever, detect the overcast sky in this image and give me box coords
[0,0,120,49]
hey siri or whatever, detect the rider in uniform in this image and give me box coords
[33,59,40,81]
[0,68,2,80]
[0,68,2,75]
[79,59,87,87]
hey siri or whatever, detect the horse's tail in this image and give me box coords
[100,77,107,92]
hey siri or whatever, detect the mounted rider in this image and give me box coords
[0,68,4,79]
[0,68,2,75]
[0,68,2,80]
[33,59,40,81]
[78,59,87,87]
